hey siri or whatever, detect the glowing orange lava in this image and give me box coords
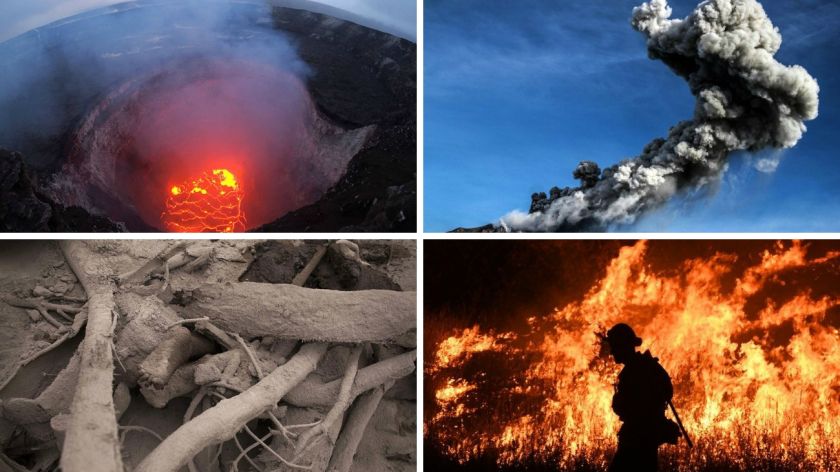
[426,241,840,471]
[162,168,246,232]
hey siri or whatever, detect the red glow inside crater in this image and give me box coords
[120,59,311,230]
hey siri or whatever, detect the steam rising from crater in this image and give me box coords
[0,1,375,230]
[501,0,819,232]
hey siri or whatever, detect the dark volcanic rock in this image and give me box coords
[450,224,504,233]
[0,149,123,232]
[256,8,417,231]
[0,149,52,231]
[50,206,125,232]
[272,6,416,128]
[255,124,415,232]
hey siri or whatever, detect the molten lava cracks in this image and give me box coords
[162,169,246,232]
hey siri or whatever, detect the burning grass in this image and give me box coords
[425,241,840,471]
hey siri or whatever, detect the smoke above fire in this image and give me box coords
[500,0,819,232]
[426,241,840,470]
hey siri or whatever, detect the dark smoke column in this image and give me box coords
[494,0,819,232]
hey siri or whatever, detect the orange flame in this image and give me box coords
[426,241,840,470]
[162,168,246,232]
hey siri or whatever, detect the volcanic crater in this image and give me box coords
[0,0,416,232]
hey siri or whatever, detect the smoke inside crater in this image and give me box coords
[57,57,369,231]
[0,1,377,231]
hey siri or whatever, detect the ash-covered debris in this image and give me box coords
[322,240,402,291]
[240,240,323,285]
[475,0,820,233]
[242,239,414,291]
[0,240,416,471]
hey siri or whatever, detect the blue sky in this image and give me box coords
[425,0,840,232]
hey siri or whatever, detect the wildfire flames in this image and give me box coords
[426,241,840,470]
[162,168,246,232]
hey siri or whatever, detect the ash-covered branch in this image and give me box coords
[327,381,392,472]
[177,282,415,346]
[1,239,415,471]
[134,343,328,472]
[296,345,363,454]
[58,241,123,472]
[285,349,416,408]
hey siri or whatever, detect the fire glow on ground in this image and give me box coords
[424,240,840,471]
[162,168,246,232]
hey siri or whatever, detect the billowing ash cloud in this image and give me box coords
[499,0,819,232]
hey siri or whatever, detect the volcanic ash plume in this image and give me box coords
[500,0,819,232]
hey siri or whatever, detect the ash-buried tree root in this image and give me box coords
[117,241,187,286]
[177,282,415,346]
[285,349,416,408]
[134,342,328,472]
[327,381,393,472]
[137,326,216,387]
[7,241,414,471]
[295,345,364,455]
[136,348,417,410]
[57,241,123,472]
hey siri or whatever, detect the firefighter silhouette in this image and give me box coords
[605,323,681,472]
